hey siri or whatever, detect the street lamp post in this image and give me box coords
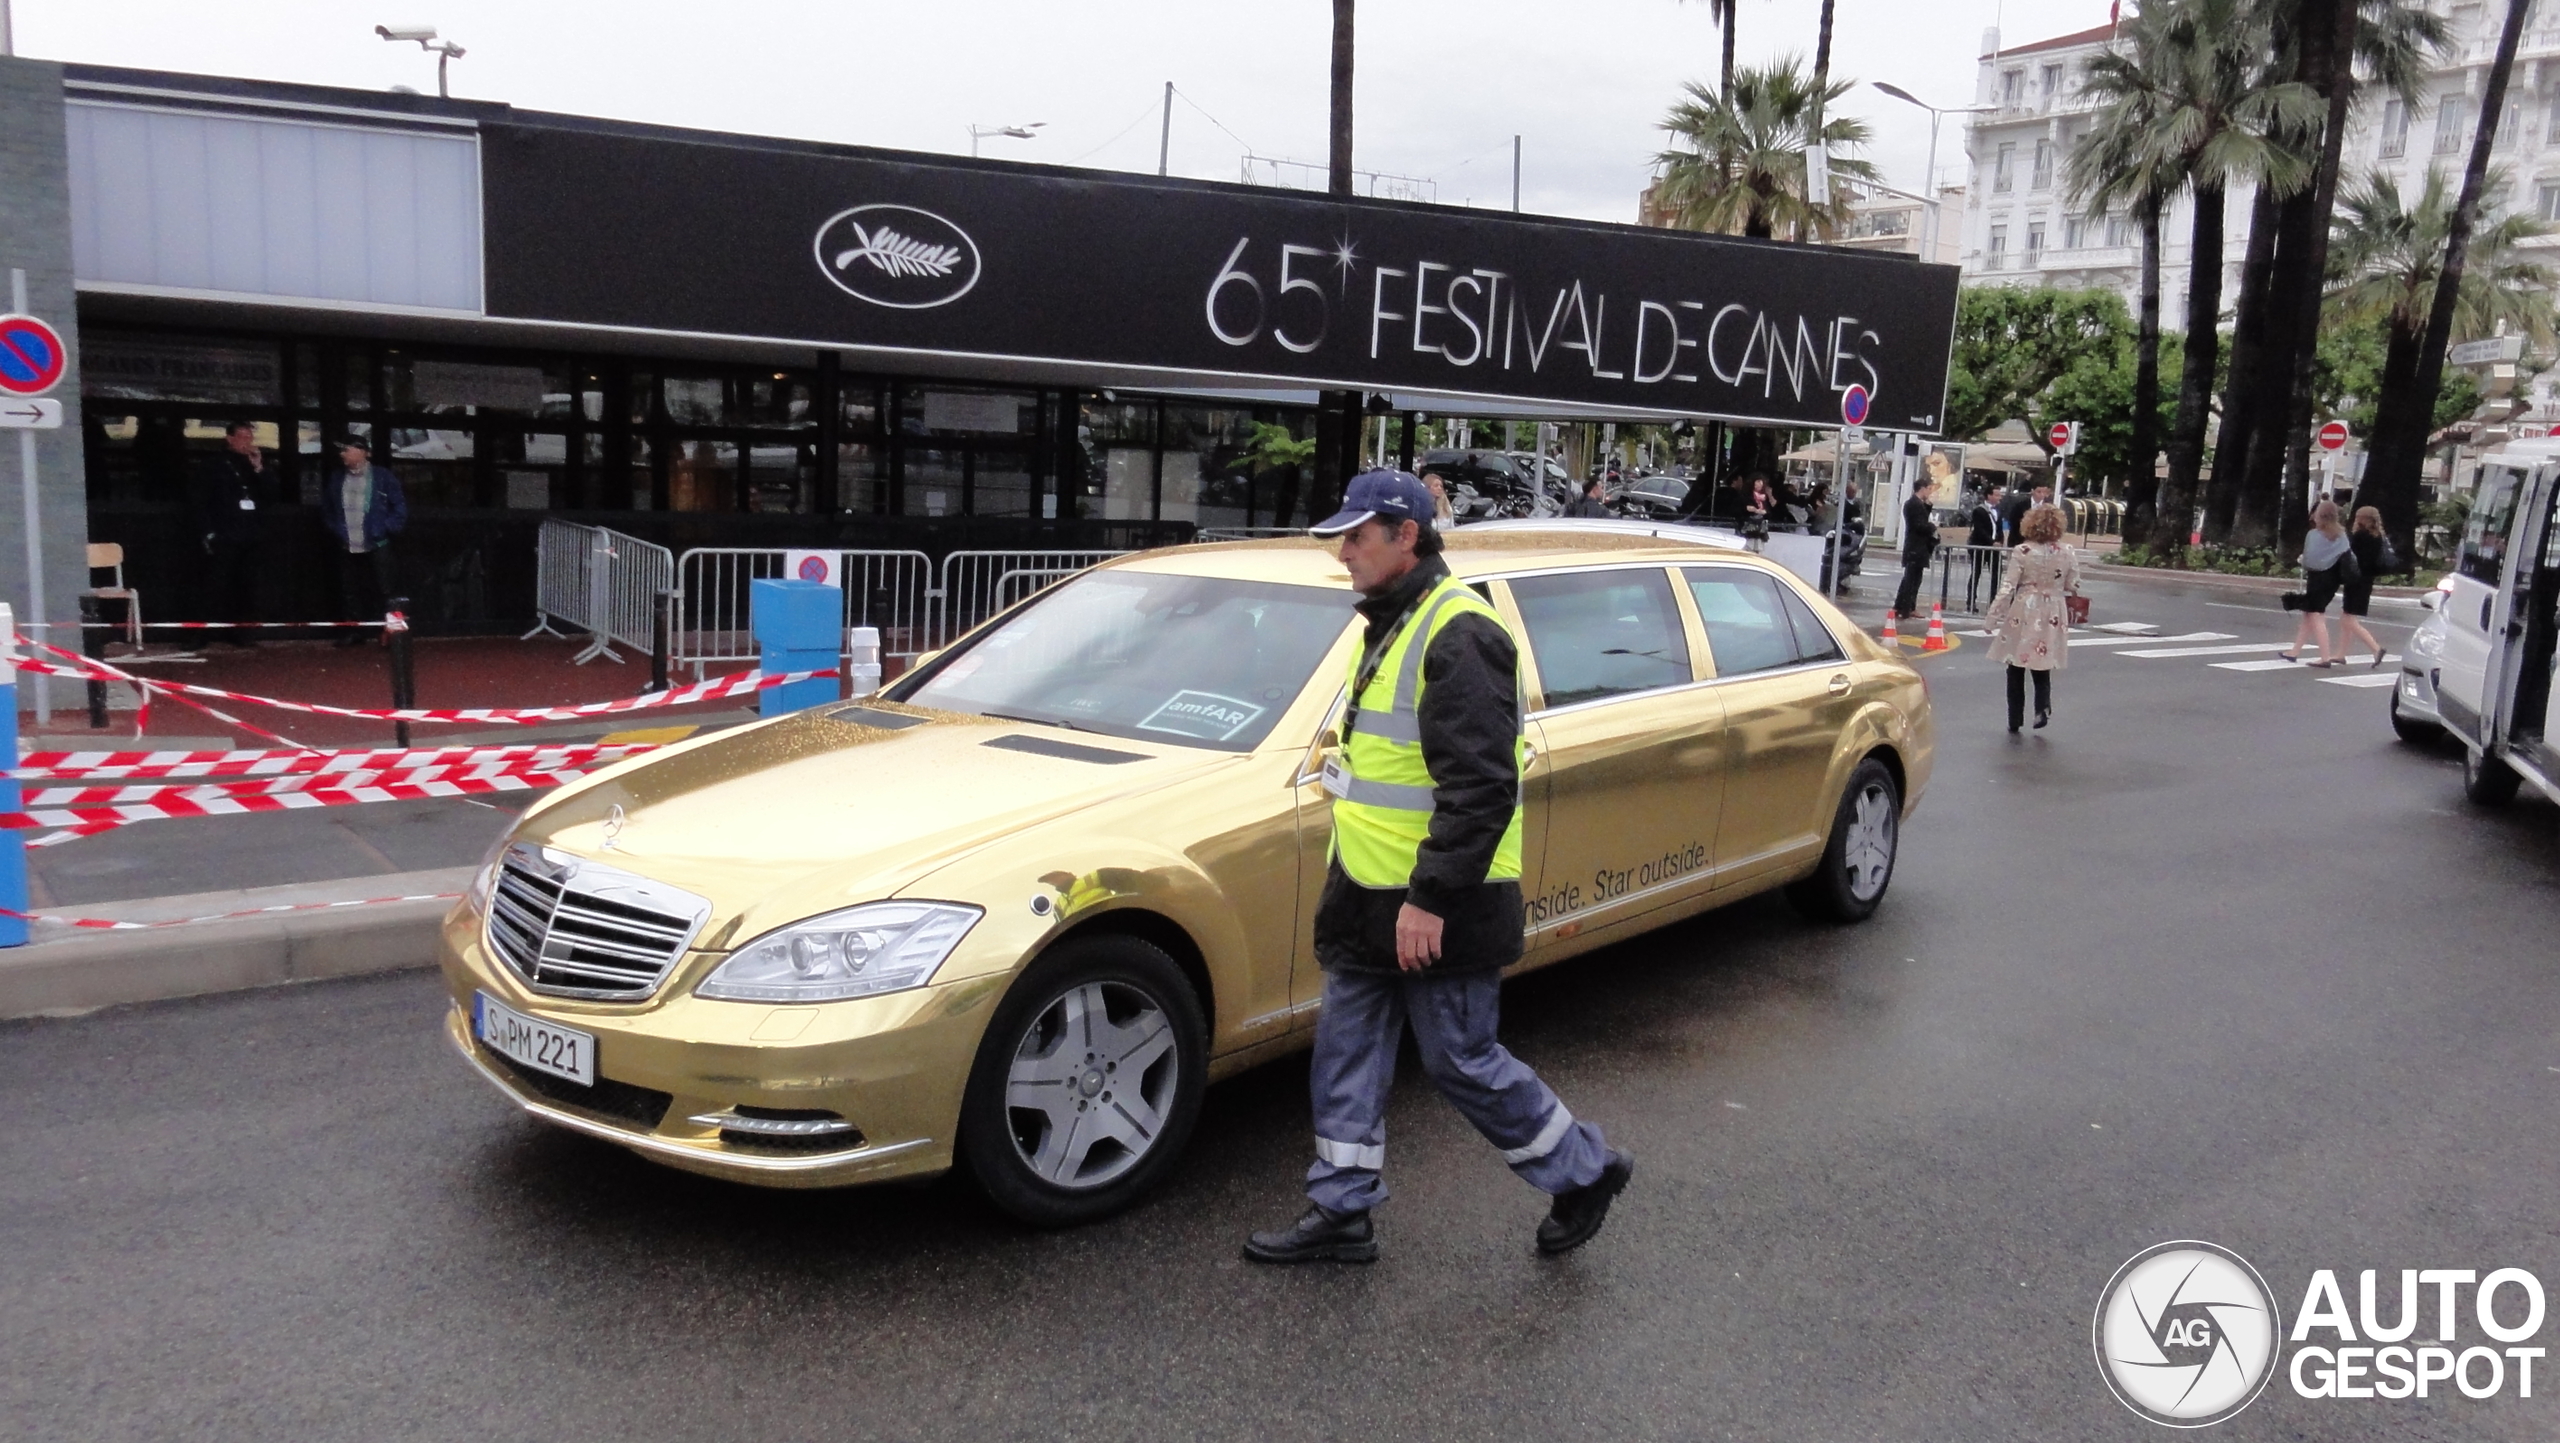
[1873,83,1993,263]
[969,121,1046,158]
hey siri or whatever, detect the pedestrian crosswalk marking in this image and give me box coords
[2210,653,2396,672]
[2089,622,2162,635]
[2120,642,2293,659]
[2069,630,2233,648]
[2319,673,2402,689]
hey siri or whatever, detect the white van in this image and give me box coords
[2412,437,2560,804]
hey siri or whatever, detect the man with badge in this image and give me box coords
[1243,469,1633,1265]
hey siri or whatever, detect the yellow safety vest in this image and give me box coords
[1324,573,1527,888]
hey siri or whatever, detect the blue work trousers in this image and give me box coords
[1305,966,1612,1216]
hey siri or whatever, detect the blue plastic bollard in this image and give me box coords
[751,578,841,717]
[0,604,26,947]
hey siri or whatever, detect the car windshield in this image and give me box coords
[895,570,1355,751]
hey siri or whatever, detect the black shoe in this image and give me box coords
[1243,1205,1377,1265]
[2033,709,2050,729]
[1537,1149,1634,1255]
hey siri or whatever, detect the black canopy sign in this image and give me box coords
[483,120,1959,432]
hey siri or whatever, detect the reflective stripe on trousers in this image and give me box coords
[1304,967,1613,1216]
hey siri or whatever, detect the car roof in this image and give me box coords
[1113,521,1771,588]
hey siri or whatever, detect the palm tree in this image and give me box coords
[2073,0,2321,561]
[2334,167,2555,551]
[2070,4,2185,550]
[1654,60,1879,240]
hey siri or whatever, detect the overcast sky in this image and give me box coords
[16,0,2104,222]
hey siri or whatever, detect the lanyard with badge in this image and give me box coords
[1340,584,1428,745]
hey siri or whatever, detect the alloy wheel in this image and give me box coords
[1842,782,1897,902]
[1003,980,1180,1190]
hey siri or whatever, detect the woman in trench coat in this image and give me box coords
[1987,503,2082,733]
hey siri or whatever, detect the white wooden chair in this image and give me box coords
[84,541,143,647]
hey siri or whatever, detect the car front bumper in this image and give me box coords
[2397,664,2442,729]
[438,907,1006,1189]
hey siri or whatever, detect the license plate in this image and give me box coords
[473,992,596,1088]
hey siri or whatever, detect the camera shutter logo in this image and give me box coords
[813,205,983,309]
[2094,1241,2282,1427]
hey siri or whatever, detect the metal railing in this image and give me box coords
[670,549,935,678]
[1194,526,1316,542]
[524,520,675,664]
[931,550,1127,652]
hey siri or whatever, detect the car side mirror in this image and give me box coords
[2420,592,2438,610]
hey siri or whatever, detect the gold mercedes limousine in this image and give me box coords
[440,524,1934,1224]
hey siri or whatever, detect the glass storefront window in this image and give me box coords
[669,437,737,512]
[344,349,373,410]
[295,344,322,408]
[1247,413,1318,528]
[630,371,657,425]
[836,442,881,513]
[745,443,809,513]
[664,375,731,426]
[385,353,547,415]
[975,450,1034,519]
[907,447,963,517]
[841,381,881,435]
[1163,407,1254,528]
[740,373,815,429]
[388,426,478,507]
[1080,399,1157,521]
[902,387,1035,437]
[82,333,281,406]
[629,435,655,510]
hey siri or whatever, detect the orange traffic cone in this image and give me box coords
[1881,610,1899,647]
[1921,600,1949,652]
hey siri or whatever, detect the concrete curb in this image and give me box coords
[0,866,468,1019]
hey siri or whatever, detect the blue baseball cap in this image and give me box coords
[1310,469,1437,537]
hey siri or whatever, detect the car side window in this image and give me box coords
[2462,470,2524,585]
[1682,567,1796,676]
[1510,567,1693,708]
[1778,586,1845,664]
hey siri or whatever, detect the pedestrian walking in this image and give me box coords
[186,420,275,644]
[1988,503,2081,733]
[1246,469,1633,1265]
[1966,484,2004,610]
[1894,474,1940,619]
[322,437,409,644]
[2280,500,2351,667]
[2340,505,2392,667]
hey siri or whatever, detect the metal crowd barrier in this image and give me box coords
[1195,526,1310,542]
[671,549,935,679]
[931,550,1127,653]
[1929,543,2012,615]
[524,520,676,664]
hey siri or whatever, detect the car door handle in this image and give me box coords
[1828,673,1853,697]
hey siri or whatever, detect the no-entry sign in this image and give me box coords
[2048,420,2080,455]
[2317,420,2352,452]
[0,314,66,396]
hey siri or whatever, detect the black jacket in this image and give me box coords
[1315,554,1526,975]
[1967,501,1999,546]
[189,450,276,545]
[1902,496,1939,557]
[1998,493,2033,543]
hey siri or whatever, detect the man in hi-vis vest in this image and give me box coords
[1244,470,1632,1264]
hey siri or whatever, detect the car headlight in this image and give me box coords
[696,902,983,1003]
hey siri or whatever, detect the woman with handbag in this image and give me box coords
[2339,506,2393,666]
[1988,504,2082,732]
[2281,500,2351,667]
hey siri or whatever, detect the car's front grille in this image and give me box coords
[485,843,712,1000]
[490,1052,674,1129]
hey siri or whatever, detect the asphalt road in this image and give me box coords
[6,575,2554,1442]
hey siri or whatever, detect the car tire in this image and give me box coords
[2388,687,2442,746]
[1786,757,1900,923]
[957,934,1207,1228]
[2463,744,2522,807]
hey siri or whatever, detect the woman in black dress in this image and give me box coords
[2340,506,2387,666]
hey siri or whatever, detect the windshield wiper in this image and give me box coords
[981,711,1084,732]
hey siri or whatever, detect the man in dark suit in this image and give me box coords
[187,420,275,644]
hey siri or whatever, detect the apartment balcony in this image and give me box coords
[2039,244,2139,271]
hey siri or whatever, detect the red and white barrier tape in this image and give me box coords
[1,768,592,846]
[21,758,619,806]
[14,741,655,782]
[14,646,832,725]
[71,619,388,629]
[1,891,463,931]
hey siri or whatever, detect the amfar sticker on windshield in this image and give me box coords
[2095,1240,2550,1428]
[1138,691,1264,742]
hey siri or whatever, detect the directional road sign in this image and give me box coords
[0,314,66,397]
[2316,420,2352,452]
[0,398,61,429]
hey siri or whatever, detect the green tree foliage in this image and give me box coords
[1653,59,1878,240]
[1943,287,2131,443]
[2046,324,2185,488]
[2312,319,2481,435]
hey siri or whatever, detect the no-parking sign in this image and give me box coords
[783,549,840,588]
[0,314,67,396]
